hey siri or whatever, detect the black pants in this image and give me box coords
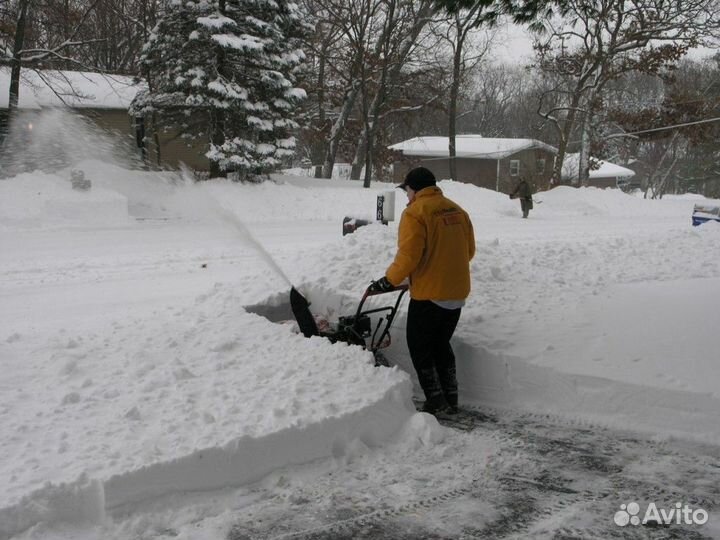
[520,198,532,218]
[406,299,461,407]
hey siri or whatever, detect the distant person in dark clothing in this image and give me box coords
[370,167,475,415]
[510,177,533,218]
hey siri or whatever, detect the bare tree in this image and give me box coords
[309,0,384,179]
[0,0,109,142]
[296,0,344,177]
[533,0,720,185]
[429,7,494,181]
[77,0,165,74]
[302,0,439,182]
[604,56,720,198]
[349,0,437,186]
[352,0,399,185]
[458,63,521,136]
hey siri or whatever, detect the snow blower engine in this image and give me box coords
[290,284,408,367]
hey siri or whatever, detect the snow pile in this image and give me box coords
[281,163,361,181]
[0,280,413,536]
[204,179,382,223]
[282,203,720,444]
[0,171,129,228]
[0,476,105,537]
[537,185,699,218]
[24,162,393,224]
[11,162,703,231]
[438,179,520,218]
[70,161,181,219]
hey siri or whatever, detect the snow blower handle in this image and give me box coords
[364,279,408,299]
[355,281,410,351]
[368,277,393,294]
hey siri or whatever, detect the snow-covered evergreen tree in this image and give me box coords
[132,0,309,179]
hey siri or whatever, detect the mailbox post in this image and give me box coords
[376,190,395,224]
[344,189,396,236]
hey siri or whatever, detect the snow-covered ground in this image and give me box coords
[1,157,720,538]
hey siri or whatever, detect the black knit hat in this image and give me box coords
[398,167,436,191]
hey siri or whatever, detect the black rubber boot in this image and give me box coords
[418,395,448,415]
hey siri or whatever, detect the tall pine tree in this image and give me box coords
[133,0,309,179]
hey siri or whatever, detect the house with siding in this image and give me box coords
[388,134,557,193]
[561,153,636,189]
[0,68,209,171]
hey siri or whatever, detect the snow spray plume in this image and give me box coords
[1,108,138,178]
[218,210,294,288]
[175,165,294,288]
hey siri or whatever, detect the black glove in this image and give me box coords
[370,276,393,292]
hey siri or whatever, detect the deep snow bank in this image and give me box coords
[11,164,705,230]
[286,209,720,444]
[536,185,709,218]
[3,170,720,535]
[0,171,128,228]
[0,282,413,537]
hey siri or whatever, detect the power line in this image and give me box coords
[566,116,720,144]
[604,96,720,109]
[604,116,720,139]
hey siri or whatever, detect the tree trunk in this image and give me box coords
[322,79,361,179]
[323,25,382,181]
[350,142,365,181]
[209,109,223,179]
[448,31,463,183]
[208,0,227,179]
[645,134,678,199]
[550,92,582,184]
[63,0,72,70]
[578,111,591,187]
[362,119,373,188]
[313,30,329,178]
[346,21,395,182]
[654,153,680,200]
[0,0,30,161]
[2,0,31,145]
[363,0,396,188]
[152,112,162,168]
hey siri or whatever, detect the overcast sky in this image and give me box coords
[491,24,536,64]
[490,23,718,65]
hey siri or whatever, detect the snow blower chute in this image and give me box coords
[290,284,408,366]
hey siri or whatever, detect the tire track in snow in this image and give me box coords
[225,408,720,540]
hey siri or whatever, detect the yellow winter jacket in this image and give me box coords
[385,186,475,301]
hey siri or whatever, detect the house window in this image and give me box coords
[510,160,520,177]
[536,158,545,173]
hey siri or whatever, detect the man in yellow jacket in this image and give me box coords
[371,167,475,415]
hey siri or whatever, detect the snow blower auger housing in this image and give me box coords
[290,284,409,367]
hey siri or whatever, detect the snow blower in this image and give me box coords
[290,284,408,366]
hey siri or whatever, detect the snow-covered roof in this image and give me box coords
[388,134,558,159]
[561,153,635,180]
[0,68,141,110]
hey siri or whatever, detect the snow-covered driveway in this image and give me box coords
[44,407,719,539]
[2,168,720,538]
